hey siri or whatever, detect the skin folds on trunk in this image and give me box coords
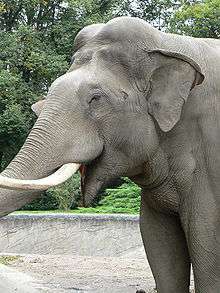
[0,100,103,217]
[0,136,79,217]
[0,125,61,217]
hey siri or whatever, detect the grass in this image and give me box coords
[0,255,21,265]
[14,178,141,215]
[14,206,139,215]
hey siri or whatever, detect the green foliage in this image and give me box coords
[117,0,182,30]
[46,172,81,210]
[170,0,220,38]
[22,173,81,210]
[0,69,35,169]
[98,178,141,213]
[0,255,21,265]
[22,176,141,214]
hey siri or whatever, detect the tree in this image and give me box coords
[114,0,181,30]
[0,26,69,168]
[0,69,33,169]
[170,0,220,38]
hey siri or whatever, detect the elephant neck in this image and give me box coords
[131,149,178,213]
[133,144,195,214]
[131,148,169,189]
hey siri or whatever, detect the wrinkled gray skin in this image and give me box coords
[1,17,220,293]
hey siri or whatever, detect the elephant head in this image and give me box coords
[0,17,204,216]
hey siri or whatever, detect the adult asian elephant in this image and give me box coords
[0,16,220,293]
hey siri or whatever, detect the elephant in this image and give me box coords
[0,16,220,293]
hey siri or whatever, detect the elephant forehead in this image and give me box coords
[72,44,132,77]
[48,67,97,97]
[73,49,94,65]
[96,46,130,67]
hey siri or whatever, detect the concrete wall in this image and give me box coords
[0,214,145,257]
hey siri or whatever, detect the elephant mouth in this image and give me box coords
[78,158,110,208]
[79,163,103,207]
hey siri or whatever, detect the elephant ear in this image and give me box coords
[31,99,45,117]
[73,23,105,51]
[147,49,204,132]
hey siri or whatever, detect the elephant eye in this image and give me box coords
[89,94,102,105]
[121,90,128,100]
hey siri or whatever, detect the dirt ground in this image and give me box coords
[2,253,194,293]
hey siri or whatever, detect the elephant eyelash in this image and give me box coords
[145,80,152,99]
[121,91,128,100]
[89,94,102,104]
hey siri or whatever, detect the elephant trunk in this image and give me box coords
[0,116,78,217]
[0,78,103,217]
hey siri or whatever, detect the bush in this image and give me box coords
[22,173,81,211]
[46,173,81,210]
[22,176,141,214]
[96,178,141,213]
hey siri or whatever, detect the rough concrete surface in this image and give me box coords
[0,263,47,292]
[0,214,194,292]
[0,214,143,257]
[1,253,156,292]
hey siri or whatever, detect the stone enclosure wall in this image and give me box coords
[0,214,145,258]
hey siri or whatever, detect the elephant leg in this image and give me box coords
[192,250,220,293]
[140,196,191,293]
[180,201,220,292]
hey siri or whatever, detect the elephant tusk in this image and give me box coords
[0,163,80,190]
